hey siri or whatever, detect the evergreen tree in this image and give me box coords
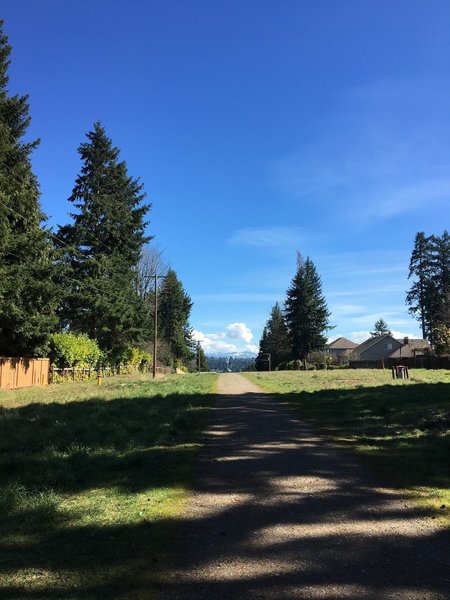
[406,232,435,340]
[158,269,194,366]
[407,231,450,342]
[370,319,392,337]
[284,254,332,360]
[58,122,151,353]
[258,302,290,369]
[429,231,450,327]
[0,21,60,356]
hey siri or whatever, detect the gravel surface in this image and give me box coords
[157,373,450,599]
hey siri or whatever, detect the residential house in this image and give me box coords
[326,337,358,357]
[350,334,402,362]
[350,334,430,364]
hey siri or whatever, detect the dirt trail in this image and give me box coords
[158,373,449,599]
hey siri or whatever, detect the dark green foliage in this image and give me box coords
[206,356,256,372]
[0,21,60,356]
[58,122,151,354]
[370,318,392,337]
[407,230,450,342]
[284,255,332,360]
[258,302,290,369]
[158,269,194,366]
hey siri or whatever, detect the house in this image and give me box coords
[350,334,402,361]
[326,337,358,356]
[350,334,430,363]
[387,337,430,359]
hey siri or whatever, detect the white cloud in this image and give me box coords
[192,329,238,354]
[193,323,255,354]
[226,322,254,343]
[245,344,259,354]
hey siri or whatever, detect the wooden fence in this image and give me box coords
[0,357,50,390]
[349,356,450,370]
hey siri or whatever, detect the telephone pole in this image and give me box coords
[149,273,166,378]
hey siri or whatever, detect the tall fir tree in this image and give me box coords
[158,269,194,367]
[58,122,151,354]
[406,231,450,342]
[406,232,435,340]
[0,20,60,356]
[258,302,290,369]
[284,254,332,360]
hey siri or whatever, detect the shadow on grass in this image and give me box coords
[0,390,215,599]
[278,382,450,492]
[0,383,449,599]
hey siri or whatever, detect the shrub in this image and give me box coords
[49,333,103,368]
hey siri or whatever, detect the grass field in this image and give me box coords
[244,369,450,523]
[0,372,218,599]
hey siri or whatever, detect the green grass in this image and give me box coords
[244,369,450,523]
[0,372,218,599]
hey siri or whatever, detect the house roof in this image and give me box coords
[327,337,357,349]
[350,334,397,358]
[388,339,430,358]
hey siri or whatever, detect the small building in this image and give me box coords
[350,334,402,361]
[387,337,430,359]
[326,337,358,356]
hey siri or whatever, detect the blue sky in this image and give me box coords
[3,1,450,354]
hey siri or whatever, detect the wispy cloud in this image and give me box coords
[228,227,303,248]
[193,293,278,303]
[270,77,450,227]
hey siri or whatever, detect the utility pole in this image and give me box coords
[148,273,166,379]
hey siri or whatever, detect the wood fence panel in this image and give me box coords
[0,358,50,390]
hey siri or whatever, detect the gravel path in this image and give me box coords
[158,373,450,599]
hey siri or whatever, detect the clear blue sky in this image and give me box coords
[3,1,450,354]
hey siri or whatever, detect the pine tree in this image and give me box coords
[406,232,435,340]
[258,302,290,369]
[158,269,194,366]
[370,319,392,337]
[0,20,60,356]
[284,255,332,360]
[58,122,151,354]
[407,231,450,342]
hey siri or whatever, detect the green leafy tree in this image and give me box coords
[370,319,392,337]
[284,254,332,361]
[433,323,450,356]
[158,269,194,366]
[58,122,151,353]
[0,21,60,356]
[258,302,290,369]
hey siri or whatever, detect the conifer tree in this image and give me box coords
[370,319,392,337]
[284,254,331,360]
[258,302,290,369]
[0,21,59,356]
[406,232,435,340]
[58,122,151,353]
[158,269,194,366]
[407,231,450,342]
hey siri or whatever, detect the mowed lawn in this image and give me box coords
[244,369,450,524]
[0,372,218,599]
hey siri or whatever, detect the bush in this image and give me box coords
[109,345,152,369]
[49,333,103,368]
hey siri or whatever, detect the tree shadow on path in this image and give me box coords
[158,388,450,600]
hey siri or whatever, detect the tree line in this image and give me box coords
[258,253,332,370]
[407,230,450,354]
[0,20,195,369]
